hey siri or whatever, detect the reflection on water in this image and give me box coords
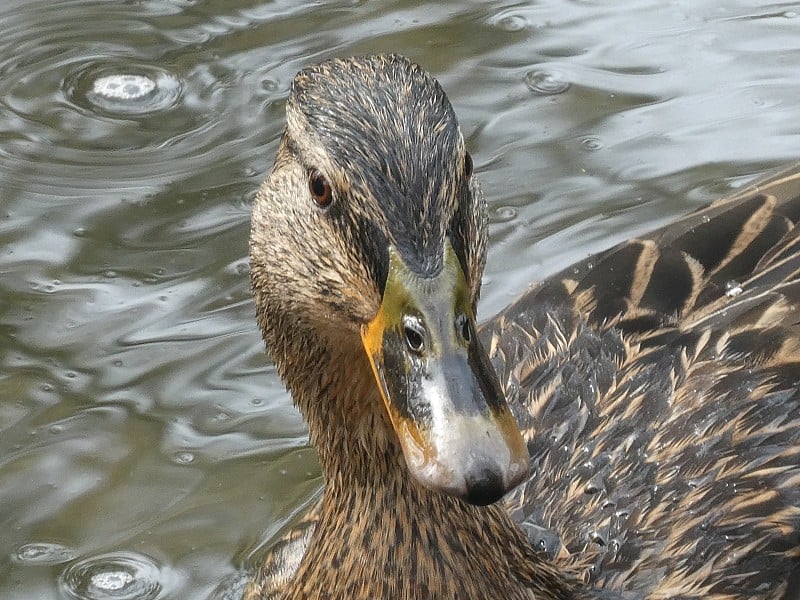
[0,0,798,598]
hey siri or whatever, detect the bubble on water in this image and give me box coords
[524,70,571,95]
[261,78,278,92]
[580,136,604,151]
[173,451,195,465]
[15,542,76,566]
[92,570,135,591]
[493,206,518,223]
[65,62,181,118]
[226,259,250,276]
[59,551,163,600]
[496,14,529,31]
[92,74,156,101]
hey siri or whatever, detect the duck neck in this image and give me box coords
[273,329,579,599]
[285,329,400,481]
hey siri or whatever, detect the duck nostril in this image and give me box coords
[402,316,425,353]
[456,314,471,344]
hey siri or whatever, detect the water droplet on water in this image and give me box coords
[496,14,529,31]
[15,542,76,565]
[92,570,135,592]
[488,10,530,32]
[493,206,518,223]
[59,551,163,600]
[65,62,181,118]
[524,70,571,95]
[92,74,155,101]
[173,451,195,465]
[580,136,604,151]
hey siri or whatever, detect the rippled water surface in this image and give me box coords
[1,1,799,597]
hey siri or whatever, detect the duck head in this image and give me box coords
[250,54,528,506]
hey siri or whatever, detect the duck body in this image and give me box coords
[247,54,800,599]
[495,168,800,596]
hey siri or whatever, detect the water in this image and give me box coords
[1,1,799,598]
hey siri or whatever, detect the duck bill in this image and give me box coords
[361,243,529,506]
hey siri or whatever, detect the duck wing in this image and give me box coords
[489,163,800,598]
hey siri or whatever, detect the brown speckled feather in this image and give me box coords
[494,163,800,599]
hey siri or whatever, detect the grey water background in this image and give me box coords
[1,1,799,598]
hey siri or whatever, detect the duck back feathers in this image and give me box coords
[492,163,800,598]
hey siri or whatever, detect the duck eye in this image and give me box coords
[464,152,473,178]
[309,170,332,207]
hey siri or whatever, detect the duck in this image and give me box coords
[244,54,800,599]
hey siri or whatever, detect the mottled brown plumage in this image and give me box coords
[247,54,800,599]
[496,167,800,598]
